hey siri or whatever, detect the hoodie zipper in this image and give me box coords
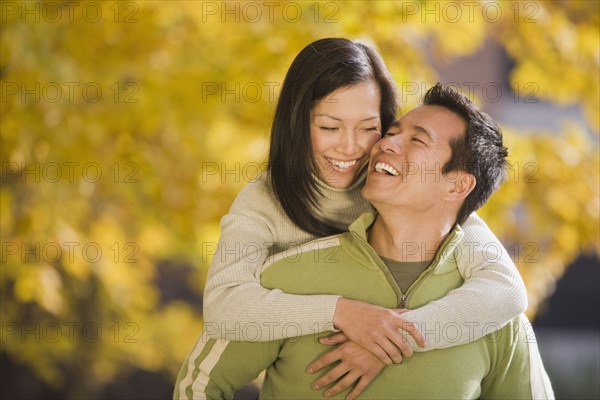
[351,230,447,309]
[400,267,436,308]
[399,294,407,308]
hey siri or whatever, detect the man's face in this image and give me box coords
[362,105,467,212]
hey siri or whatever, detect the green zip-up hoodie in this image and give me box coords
[175,213,553,399]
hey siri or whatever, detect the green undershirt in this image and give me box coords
[380,257,431,294]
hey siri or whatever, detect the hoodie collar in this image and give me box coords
[347,212,464,274]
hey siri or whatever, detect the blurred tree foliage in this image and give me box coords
[1,0,598,396]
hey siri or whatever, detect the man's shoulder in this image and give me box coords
[260,234,346,275]
[480,314,533,358]
[258,232,364,294]
[258,231,399,306]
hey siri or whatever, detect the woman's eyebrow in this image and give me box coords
[314,114,380,122]
[314,113,342,121]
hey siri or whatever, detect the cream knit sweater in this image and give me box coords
[202,170,527,348]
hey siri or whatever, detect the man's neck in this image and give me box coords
[368,208,455,262]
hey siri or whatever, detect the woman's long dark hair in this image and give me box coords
[268,38,398,236]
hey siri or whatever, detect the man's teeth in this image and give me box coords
[375,162,399,176]
[327,158,357,170]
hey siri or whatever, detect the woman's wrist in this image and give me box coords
[333,297,355,330]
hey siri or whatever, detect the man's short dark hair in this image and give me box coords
[423,83,508,224]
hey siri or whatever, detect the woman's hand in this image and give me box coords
[332,298,425,364]
[307,337,385,400]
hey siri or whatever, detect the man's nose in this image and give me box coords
[379,135,403,155]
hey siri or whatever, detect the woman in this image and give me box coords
[176,38,526,398]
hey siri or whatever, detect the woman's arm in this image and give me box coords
[204,212,424,362]
[202,181,424,361]
[401,212,528,350]
[203,212,341,342]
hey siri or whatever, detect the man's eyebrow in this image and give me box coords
[389,119,434,140]
[389,120,401,128]
[413,125,434,140]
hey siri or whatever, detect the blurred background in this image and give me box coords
[1,0,598,398]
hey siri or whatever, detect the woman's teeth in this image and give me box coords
[327,158,358,170]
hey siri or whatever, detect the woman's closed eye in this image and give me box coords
[363,127,380,133]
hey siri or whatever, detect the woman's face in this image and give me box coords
[310,80,382,189]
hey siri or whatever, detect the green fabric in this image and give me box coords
[178,213,552,399]
[381,257,431,294]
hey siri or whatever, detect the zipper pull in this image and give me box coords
[399,294,406,309]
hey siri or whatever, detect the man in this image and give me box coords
[174,84,554,399]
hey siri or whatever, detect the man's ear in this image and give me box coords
[444,171,476,201]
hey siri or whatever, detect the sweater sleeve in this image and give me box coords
[202,183,340,341]
[402,212,528,351]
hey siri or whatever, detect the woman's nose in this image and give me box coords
[336,131,357,155]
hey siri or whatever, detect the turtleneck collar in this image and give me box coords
[312,167,368,193]
[311,167,373,231]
